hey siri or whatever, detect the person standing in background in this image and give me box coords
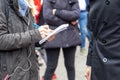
[42,0,81,79]
[78,0,91,55]
[34,0,45,26]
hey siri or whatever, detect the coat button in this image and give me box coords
[66,44,69,47]
[103,21,108,25]
[53,0,56,3]
[69,1,72,4]
[105,0,110,5]
[102,39,107,43]
[103,58,108,62]
[52,0,56,3]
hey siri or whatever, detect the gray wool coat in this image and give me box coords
[87,0,120,80]
[0,0,42,80]
[43,0,81,48]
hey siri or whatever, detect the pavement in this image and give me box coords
[39,46,88,80]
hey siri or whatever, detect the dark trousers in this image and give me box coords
[44,47,76,80]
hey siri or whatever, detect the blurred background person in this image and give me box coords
[34,0,45,26]
[33,1,56,80]
[78,0,91,55]
[42,0,81,80]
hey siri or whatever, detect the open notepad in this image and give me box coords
[39,24,69,45]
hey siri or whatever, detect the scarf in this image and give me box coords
[18,0,28,16]
[18,0,37,16]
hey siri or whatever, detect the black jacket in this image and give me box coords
[0,0,42,80]
[43,0,81,48]
[87,0,120,80]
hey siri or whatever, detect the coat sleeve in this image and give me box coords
[0,9,42,51]
[43,0,67,26]
[55,0,80,22]
[86,41,92,66]
[86,34,93,66]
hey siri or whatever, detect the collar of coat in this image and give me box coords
[7,0,31,25]
[8,0,31,17]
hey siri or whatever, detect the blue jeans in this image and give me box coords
[78,11,91,48]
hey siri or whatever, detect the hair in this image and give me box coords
[24,0,38,16]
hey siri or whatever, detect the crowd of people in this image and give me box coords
[0,0,120,80]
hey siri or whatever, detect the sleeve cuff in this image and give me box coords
[29,29,42,43]
[86,55,92,66]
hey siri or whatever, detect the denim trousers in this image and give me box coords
[78,11,91,48]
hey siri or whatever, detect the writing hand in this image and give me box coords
[38,25,55,41]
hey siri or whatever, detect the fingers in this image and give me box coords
[47,30,55,42]
[39,25,49,31]
[71,20,78,25]
[85,66,91,80]
[41,25,49,29]
[85,71,90,80]
[38,25,50,38]
[47,35,55,42]
[38,25,55,41]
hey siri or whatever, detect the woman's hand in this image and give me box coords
[85,66,91,80]
[38,25,55,41]
[47,30,55,42]
[71,20,78,25]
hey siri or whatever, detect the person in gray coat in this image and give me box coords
[0,0,54,80]
[85,0,120,80]
[43,0,81,80]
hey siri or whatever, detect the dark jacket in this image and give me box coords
[43,0,81,48]
[87,0,120,80]
[0,0,42,80]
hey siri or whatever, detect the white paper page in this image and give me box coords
[39,24,69,45]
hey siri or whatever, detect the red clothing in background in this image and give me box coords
[34,0,42,23]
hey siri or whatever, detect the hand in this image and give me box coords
[85,66,91,80]
[52,9,56,15]
[38,25,49,38]
[38,25,55,41]
[71,20,77,25]
[47,30,55,42]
